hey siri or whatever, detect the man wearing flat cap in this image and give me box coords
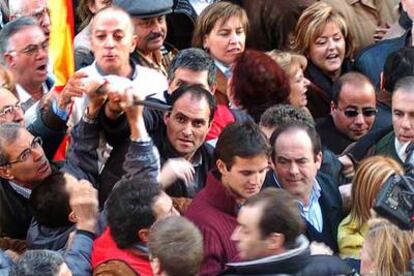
[114,0,177,77]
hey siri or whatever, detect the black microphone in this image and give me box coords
[132,99,171,112]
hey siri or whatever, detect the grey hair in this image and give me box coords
[0,16,39,65]
[0,123,22,166]
[10,250,65,276]
[167,48,216,88]
[394,76,414,94]
[8,0,25,18]
[259,104,315,129]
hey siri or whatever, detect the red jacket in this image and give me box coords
[92,227,153,276]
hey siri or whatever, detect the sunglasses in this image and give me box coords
[341,107,377,118]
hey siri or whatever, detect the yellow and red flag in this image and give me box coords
[48,0,75,160]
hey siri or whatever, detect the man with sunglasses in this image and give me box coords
[316,72,377,155]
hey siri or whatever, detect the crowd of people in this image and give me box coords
[0,0,413,275]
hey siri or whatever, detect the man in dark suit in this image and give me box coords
[269,122,344,253]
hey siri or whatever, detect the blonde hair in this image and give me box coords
[364,218,414,276]
[0,64,17,96]
[348,156,403,229]
[192,1,249,49]
[292,2,354,58]
[267,50,307,77]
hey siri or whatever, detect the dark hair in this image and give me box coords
[383,47,414,94]
[148,217,203,276]
[29,171,72,228]
[0,123,22,166]
[231,50,290,123]
[245,188,304,249]
[168,48,216,88]
[259,104,315,129]
[270,121,321,163]
[215,121,271,169]
[393,76,414,94]
[332,72,373,104]
[10,250,65,276]
[169,84,217,123]
[243,0,311,51]
[0,16,38,64]
[106,178,161,248]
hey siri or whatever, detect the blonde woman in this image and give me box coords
[267,50,310,108]
[337,156,403,259]
[292,2,354,118]
[361,218,414,276]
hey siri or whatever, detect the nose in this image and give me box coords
[104,36,115,48]
[229,32,241,44]
[289,162,299,176]
[181,123,193,137]
[152,20,163,34]
[401,115,412,130]
[231,226,241,242]
[327,38,336,50]
[32,146,45,162]
[13,108,24,123]
[41,13,51,31]
[353,113,365,125]
[304,77,311,87]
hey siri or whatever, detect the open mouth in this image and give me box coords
[36,64,47,73]
[37,161,49,175]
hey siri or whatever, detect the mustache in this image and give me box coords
[146,32,163,42]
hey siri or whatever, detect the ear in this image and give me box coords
[380,72,385,90]
[267,233,285,251]
[330,101,336,115]
[203,34,210,51]
[163,111,171,125]
[216,159,227,175]
[129,34,138,53]
[209,83,217,95]
[150,257,162,276]
[4,53,15,69]
[138,228,150,243]
[315,151,322,170]
[68,211,77,224]
[0,165,14,180]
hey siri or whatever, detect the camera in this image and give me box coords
[374,144,414,230]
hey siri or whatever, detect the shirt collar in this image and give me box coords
[214,60,232,78]
[16,83,48,103]
[296,178,321,210]
[395,137,411,162]
[94,59,137,80]
[9,181,31,199]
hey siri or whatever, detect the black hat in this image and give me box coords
[113,0,174,18]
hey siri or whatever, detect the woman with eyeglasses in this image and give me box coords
[337,156,403,266]
[292,2,354,119]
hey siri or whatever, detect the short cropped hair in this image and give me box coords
[106,178,161,248]
[0,17,39,64]
[332,72,373,104]
[393,76,414,94]
[244,188,304,249]
[192,1,249,49]
[29,171,72,228]
[169,84,217,123]
[270,121,321,162]
[10,250,65,276]
[383,47,414,94]
[148,217,203,276]
[259,104,315,129]
[215,121,271,170]
[168,48,216,88]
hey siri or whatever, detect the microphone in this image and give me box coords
[132,99,171,112]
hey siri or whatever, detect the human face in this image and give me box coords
[91,10,136,76]
[360,240,375,275]
[132,16,167,55]
[0,90,24,126]
[331,83,376,140]
[88,0,112,14]
[168,68,210,94]
[308,21,346,80]
[6,26,48,88]
[402,0,414,21]
[0,129,51,188]
[164,93,212,160]
[289,67,310,107]
[153,191,179,220]
[273,130,321,203]
[232,205,270,260]
[392,89,414,143]
[218,155,269,204]
[21,0,51,40]
[203,16,246,66]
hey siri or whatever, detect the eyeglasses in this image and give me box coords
[6,137,43,165]
[0,102,22,118]
[9,40,49,56]
[338,107,377,118]
[30,7,50,21]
